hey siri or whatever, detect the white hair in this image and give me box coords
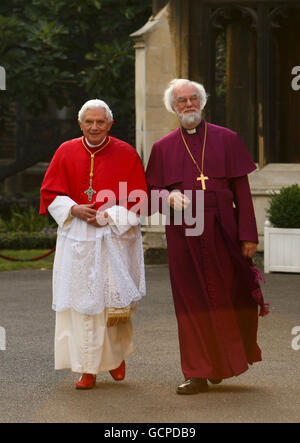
[78,99,113,123]
[163,79,208,114]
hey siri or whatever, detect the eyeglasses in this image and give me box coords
[175,95,200,105]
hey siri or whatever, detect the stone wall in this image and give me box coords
[131,5,178,167]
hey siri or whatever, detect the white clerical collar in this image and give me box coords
[183,120,205,135]
[186,128,197,135]
[85,136,107,148]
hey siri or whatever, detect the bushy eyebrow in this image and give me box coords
[177,94,199,100]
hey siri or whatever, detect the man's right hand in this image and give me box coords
[167,191,191,211]
[71,203,97,223]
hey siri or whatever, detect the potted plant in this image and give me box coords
[264,184,300,273]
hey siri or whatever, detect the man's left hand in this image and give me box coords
[241,241,257,259]
[87,211,109,228]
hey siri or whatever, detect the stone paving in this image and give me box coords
[0,265,300,423]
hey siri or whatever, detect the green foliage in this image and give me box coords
[0,196,40,220]
[0,204,56,249]
[0,0,152,119]
[0,231,56,249]
[0,205,55,233]
[267,184,300,228]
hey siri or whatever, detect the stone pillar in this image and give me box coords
[131,4,177,168]
[131,4,179,258]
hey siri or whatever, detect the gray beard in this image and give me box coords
[178,110,202,128]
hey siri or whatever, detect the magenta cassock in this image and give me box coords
[146,121,268,380]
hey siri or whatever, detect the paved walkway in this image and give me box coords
[0,265,300,423]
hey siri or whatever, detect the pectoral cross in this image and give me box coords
[84,180,96,202]
[197,173,209,190]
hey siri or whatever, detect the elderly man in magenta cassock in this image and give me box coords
[146,79,268,395]
[40,99,147,390]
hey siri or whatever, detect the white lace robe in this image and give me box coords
[48,196,146,315]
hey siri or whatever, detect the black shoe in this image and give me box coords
[208,379,223,385]
[176,378,208,395]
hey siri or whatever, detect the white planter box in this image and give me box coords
[264,222,300,273]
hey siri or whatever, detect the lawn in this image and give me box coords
[0,249,54,272]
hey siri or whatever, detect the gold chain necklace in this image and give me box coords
[180,122,209,190]
[81,136,111,201]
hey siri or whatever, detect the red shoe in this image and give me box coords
[76,373,96,390]
[109,360,125,381]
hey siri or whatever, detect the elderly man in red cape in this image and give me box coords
[146,79,268,395]
[40,99,147,390]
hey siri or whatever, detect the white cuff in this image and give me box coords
[48,196,77,228]
[105,205,140,235]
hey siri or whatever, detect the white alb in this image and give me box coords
[48,196,146,315]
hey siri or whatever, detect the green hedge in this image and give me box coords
[0,231,56,250]
[267,184,300,228]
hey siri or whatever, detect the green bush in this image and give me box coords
[0,196,40,220]
[267,184,300,228]
[0,205,55,233]
[0,231,56,250]
[0,204,57,249]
